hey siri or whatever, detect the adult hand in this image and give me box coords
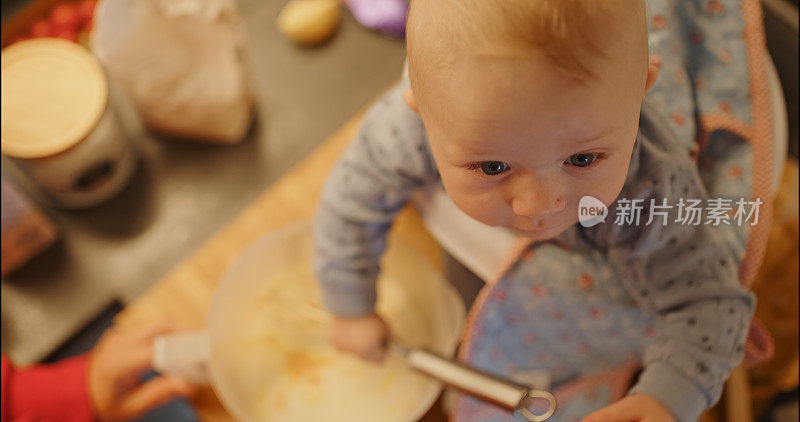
[88,323,195,421]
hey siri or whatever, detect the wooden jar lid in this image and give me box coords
[2,38,108,159]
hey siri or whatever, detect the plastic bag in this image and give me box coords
[91,0,254,143]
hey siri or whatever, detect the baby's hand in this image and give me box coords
[88,323,195,421]
[329,313,391,363]
[582,394,675,422]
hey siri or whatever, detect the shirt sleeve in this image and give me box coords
[2,353,95,422]
[313,81,440,316]
[581,103,755,422]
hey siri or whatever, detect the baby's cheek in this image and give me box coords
[446,186,510,227]
[588,162,631,206]
[605,168,632,203]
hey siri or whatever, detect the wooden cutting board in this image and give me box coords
[114,85,446,421]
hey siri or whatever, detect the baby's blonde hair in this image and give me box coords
[408,0,630,80]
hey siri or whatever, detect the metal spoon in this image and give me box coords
[298,303,557,421]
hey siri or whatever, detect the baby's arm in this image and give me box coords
[314,82,438,317]
[591,105,755,421]
[610,221,753,422]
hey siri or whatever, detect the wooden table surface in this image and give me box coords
[113,85,447,421]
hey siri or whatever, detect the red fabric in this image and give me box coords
[1,354,95,422]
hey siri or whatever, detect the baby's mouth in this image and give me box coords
[516,226,550,234]
[513,219,550,232]
[513,224,553,236]
[512,220,571,238]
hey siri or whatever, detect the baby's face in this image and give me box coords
[409,53,654,240]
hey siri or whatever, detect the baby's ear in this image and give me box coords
[644,64,659,92]
[402,87,419,113]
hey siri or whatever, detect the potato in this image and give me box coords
[277,0,341,46]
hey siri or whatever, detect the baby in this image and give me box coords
[314,0,756,420]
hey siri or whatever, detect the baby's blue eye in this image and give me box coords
[480,161,509,175]
[568,153,597,167]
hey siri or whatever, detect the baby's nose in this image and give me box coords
[510,187,566,219]
[511,195,565,219]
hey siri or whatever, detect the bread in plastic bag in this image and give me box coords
[91,0,254,144]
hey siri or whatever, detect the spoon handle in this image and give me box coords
[400,347,556,422]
